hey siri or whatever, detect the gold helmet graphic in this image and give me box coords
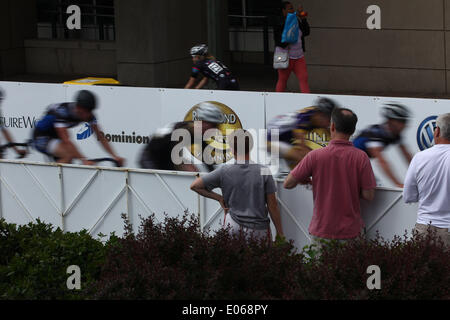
[184,101,243,164]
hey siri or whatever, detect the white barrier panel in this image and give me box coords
[276,181,418,250]
[0,160,419,251]
[0,159,223,237]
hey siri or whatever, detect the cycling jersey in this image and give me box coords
[267,107,325,144]
[191,59,239,90]
[33,103,97,139]
[352,124,402,157]
[139,122,215,172]
[32,102,97,156]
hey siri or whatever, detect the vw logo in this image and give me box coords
[417,116,437,151]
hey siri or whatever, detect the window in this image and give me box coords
[36,0,115,40]
[228,0,282,27]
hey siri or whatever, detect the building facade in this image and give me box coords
[2,0,450,96]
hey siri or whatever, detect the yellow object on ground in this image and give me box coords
[63,77,120,85]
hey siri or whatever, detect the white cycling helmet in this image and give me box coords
[382,103,411,122]
[190,44,208,56]
[195,102,223,124]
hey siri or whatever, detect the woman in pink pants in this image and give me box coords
[274,2,310,93]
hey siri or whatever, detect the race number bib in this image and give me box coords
[208,62,224,74]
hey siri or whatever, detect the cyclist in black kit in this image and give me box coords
[139,103,224,172]
[184,44,239,91]
[31,90,124,166]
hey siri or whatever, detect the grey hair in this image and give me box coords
[436,113,450,141]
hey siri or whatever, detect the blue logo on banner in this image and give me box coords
[417,116,437,151]
[77,123,93,140]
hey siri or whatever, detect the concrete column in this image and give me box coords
[0,0,37,79]
[115,0,208,87]
[207,0,230,64]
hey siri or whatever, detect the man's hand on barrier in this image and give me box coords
[218,196,229,214]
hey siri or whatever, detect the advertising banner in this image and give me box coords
[1,81,449,188]
[265,92,450,188]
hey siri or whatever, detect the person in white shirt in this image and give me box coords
[403,113,450,246]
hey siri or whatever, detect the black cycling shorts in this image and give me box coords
[217,78,240,91]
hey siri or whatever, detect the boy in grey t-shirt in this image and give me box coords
[191,130,284,240]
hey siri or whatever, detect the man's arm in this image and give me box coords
[184,77,197,89]
[92,124,124,166]
[284,152,313,189]
[266,193,284,237]
[368,147,403,188]
[399,144,413,164]
[195,77,208,89]
[190,177,228,212]
[403,157,419,203]
[283,173,299,189]
[358,155,377,201]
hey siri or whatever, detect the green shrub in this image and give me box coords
[1,215,448,300]
[0,218,111,300]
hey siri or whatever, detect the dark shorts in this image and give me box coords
[31,136,60,156]
[138,143,176,171]
[217,78,240,91]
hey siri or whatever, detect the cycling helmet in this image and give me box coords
[76,90,97,111]
[190,44,208,56]
[195,102,223,124]
[382,103,410,122]
[315,97,338,114]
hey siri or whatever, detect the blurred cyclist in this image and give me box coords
[139,102,224,172]
[185,44,239,91]
[31,90,124,166]
[267,97,338,169]
[0,87,27,159]
[352,103,412,188]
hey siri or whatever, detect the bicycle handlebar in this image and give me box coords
[86,157,122,167]
[0,142,122,166]
[0,142,30,159]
